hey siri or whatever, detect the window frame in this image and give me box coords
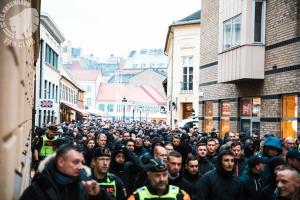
[181,56,193,91]
[252,0,266,44]
[223,14,242,51]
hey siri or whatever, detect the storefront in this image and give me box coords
[282,95,298,138]
[203,101,213,132]
[240,97,261,136]
[220,100,231,138]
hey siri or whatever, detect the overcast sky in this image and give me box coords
[42,0,200,58]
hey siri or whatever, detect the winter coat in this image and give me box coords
[197,151,244,200]
[233,156,248,177]
[20,154,113,200]
[239,168,263,200]
[198,157,215,175]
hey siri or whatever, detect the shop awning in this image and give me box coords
[61,102,88,116]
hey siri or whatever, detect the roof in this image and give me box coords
[63,60,84,70]
[67,68,101,81]
[60,66,85,91]
[178,10,201,22]
[40,13,65,43]
[108,74,135,83]
[96,83,166,105]
[164,10,201,55]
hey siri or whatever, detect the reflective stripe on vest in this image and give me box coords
[96,173,117,198]
[134,185,180,200]
[40,135,58,157]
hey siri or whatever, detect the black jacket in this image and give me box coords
[198,157,215,175]
[182,170,201,200]
[197,152,244,200]
[239,168,263,200]
[20,156,112,200]
[233,156,248,177]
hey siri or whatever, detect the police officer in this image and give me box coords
[128,158,190,200]
[39,126,59,159]
[91,147,126,200]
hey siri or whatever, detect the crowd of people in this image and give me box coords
[20,119,300,200]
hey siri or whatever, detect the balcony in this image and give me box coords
[218,44,265,83]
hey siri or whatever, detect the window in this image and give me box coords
[44,80,47,98]
[181,56,193,91]
[241,98,261,117]
[141,64,147,68]
[204,101,213,132]
[282,95,298,138]
[107,104,114,112]
[98,104,105,111]
[87,98,92,106]
[253,0,266,43]
[150,63,155,68]
[223,15,241,50]
[52,84,55,99]
[221,100,231,138]
[56,86,58,103]
[129,51,136,57]
[87,85,91,92]
[140,49,147,54]
[48,82,51,99]
[45,44,58,68]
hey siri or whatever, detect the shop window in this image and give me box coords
[204,101,213,132]
[221,100,231,138]
[240,97,261,136]
[282,95,298,138]
[98,104,105,111]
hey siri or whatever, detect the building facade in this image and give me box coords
[60,67,86,122]
[35,13,65,127]
[0,1,40,199]
[96,83,166,121]
[198,0,300,138]
[165,11,201,128]
[124,48,168,70]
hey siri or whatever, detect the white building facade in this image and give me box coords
[35,13,65,127]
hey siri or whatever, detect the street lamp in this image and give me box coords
[122,97,127,122]
[139,106,142,121]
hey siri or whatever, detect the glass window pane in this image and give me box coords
[221,119,230,138]
[189,67,193,74]
[183,67,187,74]
[282,120,297,138]
[233,15,241,46]
[189,57,193,66]
[221,100,231,116]
[241,98,252,116]
[205,101,213,117]
[252,98,261,117]
[254,2,263,42]
[223,20,232,49]
[204,119,213,133]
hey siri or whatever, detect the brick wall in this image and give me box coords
[200,0,219,65]
[198,0,300,138]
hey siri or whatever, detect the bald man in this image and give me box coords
[154,146,168,163]
[276,168,300,200]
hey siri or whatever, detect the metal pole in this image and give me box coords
[133,109,135,121]
[123,104,125,122]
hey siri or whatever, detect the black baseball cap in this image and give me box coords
[248,155,267,168]
[148,158,167,172]
[93,147,111,158]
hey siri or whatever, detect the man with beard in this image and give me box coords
[91,147,126,200]
[240,155,267,200]
[128,158,190,200]
[183,156,201,200]
[20,144,113,200]
[198,150,244,200]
